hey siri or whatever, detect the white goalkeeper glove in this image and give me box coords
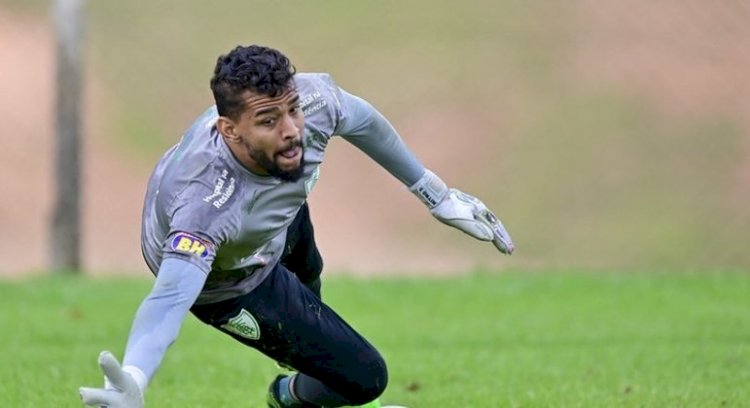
[410,169,515,254]
[79,351,146,408]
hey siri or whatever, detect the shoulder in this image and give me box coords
[157,140,244,232]
[157,108,220,181]
[294,72,340,98]
[294,73,345,139]
[165,164,244,249]
[170,158,242,216]
[295,73,343,121]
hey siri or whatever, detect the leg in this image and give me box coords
[191,263,387,407]
[281,202,323,297]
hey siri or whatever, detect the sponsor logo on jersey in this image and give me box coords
[221,309,261,340]
[299,91,321,109]
[203,169,235,209]
[301,91,328,116]
[170,232,211,259]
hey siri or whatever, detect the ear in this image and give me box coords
[216,116,241,143]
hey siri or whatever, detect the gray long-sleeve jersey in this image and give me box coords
[142,73,424,304]
[124,73,427,383]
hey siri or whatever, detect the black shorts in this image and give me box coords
[190,202,386,401]
[281,202,324,286]
[190,261,386,400]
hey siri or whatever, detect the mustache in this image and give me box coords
[282,138,303,151]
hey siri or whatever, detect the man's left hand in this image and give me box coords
[410,169,515,255]
[430,189,515,255]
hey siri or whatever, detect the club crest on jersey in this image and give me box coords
[170,232,211,259]
[305,165,321,194]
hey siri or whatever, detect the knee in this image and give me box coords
[342,352,388,405]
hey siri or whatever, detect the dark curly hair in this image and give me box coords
[210,45,296,120]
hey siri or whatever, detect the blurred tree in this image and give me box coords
[51,0,85,273]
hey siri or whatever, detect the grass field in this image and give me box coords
[1,271,748,407]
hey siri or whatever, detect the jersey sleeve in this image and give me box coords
[334,86,426,186]
[122,257,207,383]
[296,73,344,144]
[161,176,239,273]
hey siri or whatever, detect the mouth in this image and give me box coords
[276,143,302,168]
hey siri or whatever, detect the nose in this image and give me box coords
[279,113,299,140]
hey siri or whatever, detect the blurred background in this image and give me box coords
[1,0,748,277]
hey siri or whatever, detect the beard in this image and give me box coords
[244,140,305,182]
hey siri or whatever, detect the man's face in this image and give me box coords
[222,88,305,181]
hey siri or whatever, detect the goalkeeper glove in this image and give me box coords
[79,351,145,408]
[410,169,514,254]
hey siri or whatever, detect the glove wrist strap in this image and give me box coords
[409,169,449,209]
[123,365,148,393]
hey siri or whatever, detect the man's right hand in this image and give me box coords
[79,351,145,408]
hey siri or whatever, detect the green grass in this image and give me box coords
[1,271,748,407]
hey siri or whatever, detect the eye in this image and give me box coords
[260,117,276,127]
[290,105,301,115]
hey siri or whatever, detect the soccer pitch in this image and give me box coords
[1,271,748,407]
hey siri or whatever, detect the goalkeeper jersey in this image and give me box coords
[140,73,424,304]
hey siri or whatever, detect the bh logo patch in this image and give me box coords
[170,232,210,259]
[221,309,261,340]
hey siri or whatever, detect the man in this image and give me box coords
[79,45,514,408]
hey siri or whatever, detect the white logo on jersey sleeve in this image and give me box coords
[203,169,236,208]
[301,91,328,116]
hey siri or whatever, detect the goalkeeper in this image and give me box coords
[79,44,514,408]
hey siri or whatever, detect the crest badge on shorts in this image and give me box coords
[221,309,261,340]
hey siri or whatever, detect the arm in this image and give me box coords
[79,257,207,407]
[336,89,425,186]
[336,89,514,254]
